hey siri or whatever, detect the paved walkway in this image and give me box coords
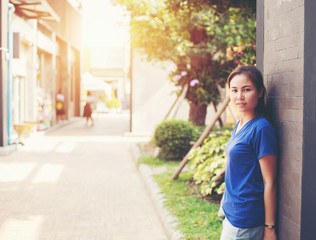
[0,113,168,240]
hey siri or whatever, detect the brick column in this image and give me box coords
[301,0,316,239]
[260,0,304,239]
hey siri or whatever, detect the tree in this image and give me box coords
[113,0,256,126]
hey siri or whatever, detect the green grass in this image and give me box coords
[137,154,181,168]
[153,169,223,240]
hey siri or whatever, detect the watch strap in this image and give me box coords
[264,224,275,229]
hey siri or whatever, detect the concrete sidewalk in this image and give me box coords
[0,113,168,240]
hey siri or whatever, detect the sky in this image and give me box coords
[82,0,130,47]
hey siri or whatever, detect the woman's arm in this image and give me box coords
[259,154,277,240]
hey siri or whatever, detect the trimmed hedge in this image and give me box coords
[153,119,199,160]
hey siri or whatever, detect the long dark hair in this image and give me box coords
[227,66,269,119]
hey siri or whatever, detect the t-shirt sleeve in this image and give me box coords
[253,126,278,159]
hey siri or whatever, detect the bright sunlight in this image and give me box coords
[82,0,130,47]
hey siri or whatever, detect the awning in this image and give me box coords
[82,72,113,98]
[9,0,60,22]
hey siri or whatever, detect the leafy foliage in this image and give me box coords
[153,119,199,160]
[112,0,256,124]
[101,88,122,109]
[106,97,121,109]
[189,130,231,196]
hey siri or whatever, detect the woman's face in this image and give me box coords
[229,74,262,115]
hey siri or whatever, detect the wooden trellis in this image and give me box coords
[164,84,188,120]
[172,96,231,180]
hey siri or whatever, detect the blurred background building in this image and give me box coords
[0,0,82,147]
[81,0,130,115]
[83,46,129,113]
[0,0,225,146]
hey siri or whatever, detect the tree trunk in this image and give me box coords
[189,102,207,126]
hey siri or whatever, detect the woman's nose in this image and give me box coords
[237,92,244,100]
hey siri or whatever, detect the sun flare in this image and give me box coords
[82,0,130,47]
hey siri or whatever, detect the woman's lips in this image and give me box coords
[236,103,246,107]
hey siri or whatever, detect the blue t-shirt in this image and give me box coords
[222,116,277,228]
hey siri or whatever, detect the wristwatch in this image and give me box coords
[264,224,275,229]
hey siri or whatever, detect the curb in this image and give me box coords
[129,143,185,240]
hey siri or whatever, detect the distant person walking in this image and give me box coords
[83,91,95,126]
[56,89,65,123]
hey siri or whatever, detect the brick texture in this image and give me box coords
[264,0,304,239]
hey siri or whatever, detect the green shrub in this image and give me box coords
[189,130,231,196]
[105,90,121,109]
[153,119,199,160]
[106,97,121,109]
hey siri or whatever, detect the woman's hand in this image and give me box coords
[263,228,277,240]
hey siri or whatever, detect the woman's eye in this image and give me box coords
[231,89,237,93]
[244,88,251,92]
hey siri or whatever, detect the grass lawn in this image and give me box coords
[137,154,223,239]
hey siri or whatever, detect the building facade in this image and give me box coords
[0,0,82,148]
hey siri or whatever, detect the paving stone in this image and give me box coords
[0,113,168,240]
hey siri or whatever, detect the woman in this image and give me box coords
[56,89,65,123]
[220,66,277,240]
[83,91,95,126]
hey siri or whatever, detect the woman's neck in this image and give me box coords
[239,112,257,126]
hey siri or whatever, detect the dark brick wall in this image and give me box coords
[301,0,316,239]
[263,0,304,239]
